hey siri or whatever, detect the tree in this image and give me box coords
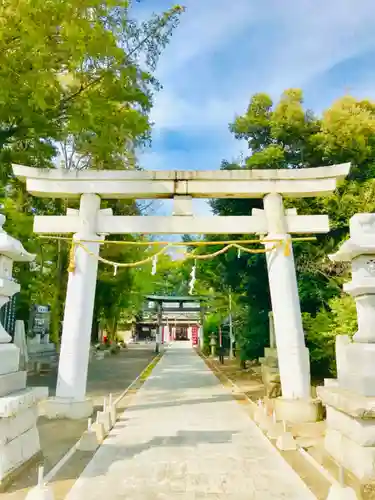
[0,0,184,170]
[190,89,375,377]
[0,0,185,341]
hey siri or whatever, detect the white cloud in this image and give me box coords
[141,135,244,171]
[148,0,375,135]
[154,0,258,79]
[139,0,375,183]
[262,0,375,95]
[150,93,241,133]
[136,0,375,224]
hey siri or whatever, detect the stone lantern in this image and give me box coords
[0,214,34,348]
[0,215,48,487]
[318,213,375,490]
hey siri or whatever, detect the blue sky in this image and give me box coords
[136,0,375,217]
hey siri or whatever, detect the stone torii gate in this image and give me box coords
[13,163,350,421]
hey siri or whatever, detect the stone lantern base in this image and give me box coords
[318,385,375,483]
[318,335,375,495]
[0,344,48,489]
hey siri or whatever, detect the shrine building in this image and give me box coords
[136,295,205,345]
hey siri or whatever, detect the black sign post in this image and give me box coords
[0,293,17,340]
[28,304,51,340]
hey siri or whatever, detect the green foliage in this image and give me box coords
[0,0,184,341]
[171,89,375,377]
[0,0,184,168]
[303,295,357,377]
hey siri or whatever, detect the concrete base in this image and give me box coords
[274,397,321,423]
[276,432,297,451]
[91,422,105,442]
[40,397,93,420]
[0,425,40,482]
[318,385,375,419]
[258,415,273,432]
[253,406,267,424]
[326,483,357,500]
[0,449,42,492]
[96,410,111,433]
[77,430,100,452]
[0,387,48,418]
[326,405,375,447]
[109,404,117,425]
[325,428,375,481]
[319,386,375,484]
[0,407,38,445]
[25,483,55,500]
[267,422,283,440]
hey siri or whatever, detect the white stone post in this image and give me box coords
[263,193,311,401]
[53,194,101,418]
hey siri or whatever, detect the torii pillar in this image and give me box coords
[41,195,112,419]
[257,196,315,422]
[53,195,102,418]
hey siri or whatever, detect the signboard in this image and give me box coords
[182,302,200,309]
[0,293,17,339]
[191,325,199,346]
[28,304,51,338]
[162,302,180,309]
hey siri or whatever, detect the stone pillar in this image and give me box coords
[187,326,192,342]
[263,194,317,422]
[199,325,204,349]
[210,334,216,357]
[0,216,48,487]
[318,213,375,492]
[45,194,101,419]
[268,311,276,348]
[164,324,170,343]
[259,311,281,399]
[155,302,162,353]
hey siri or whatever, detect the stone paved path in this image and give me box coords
[64,344,316,499]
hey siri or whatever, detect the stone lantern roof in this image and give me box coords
[329,213,375,262]
[0,215,35,262]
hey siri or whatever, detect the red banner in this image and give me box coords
[191,325,199,345]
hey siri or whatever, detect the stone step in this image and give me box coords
[0,372,26,398]
[0,387,48,418]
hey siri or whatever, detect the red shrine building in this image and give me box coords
[135,295,204,346]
